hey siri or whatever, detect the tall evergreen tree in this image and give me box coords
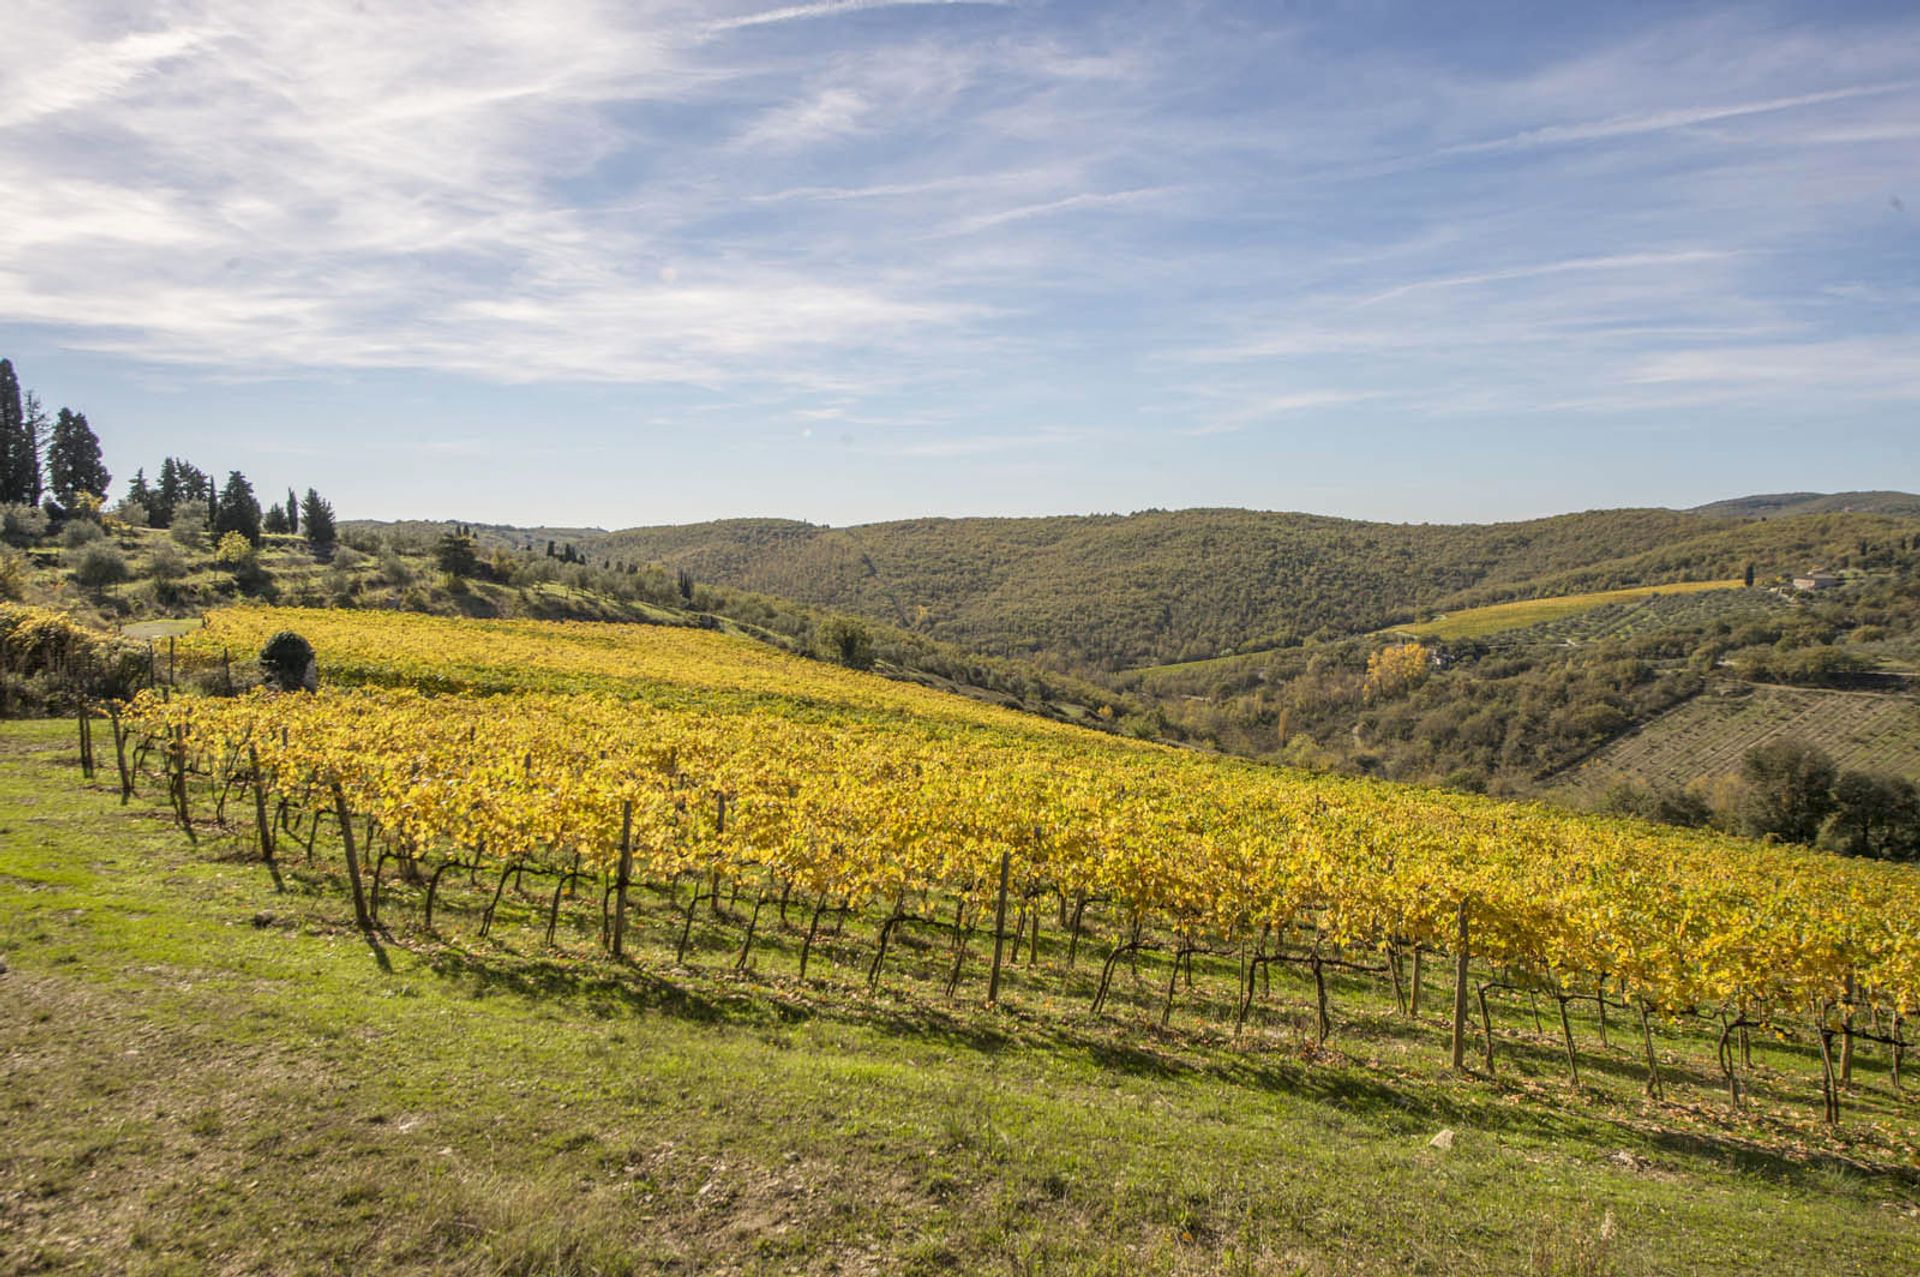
[152,457,213,527]
[213,470,263,545]
[300,488,336,559]
[126,468,153,509]
[153,457,182,526]
[286,488,299,534]
[46,409,109,505]
[21,393,46,505]
[0,358,24,503]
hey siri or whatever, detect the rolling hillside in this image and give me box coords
[1687,491,1920,519]
[576,506,1920,669]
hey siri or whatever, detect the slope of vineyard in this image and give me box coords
[1561,683,1920,795]
[10,717,1920,1274]
[1383,580,1745,641]
[139,607,1920,1036]
[13,604,1920,1271]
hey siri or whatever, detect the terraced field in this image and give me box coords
[1560,682,1920,795]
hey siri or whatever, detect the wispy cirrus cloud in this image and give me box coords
[705,0,1011,35]
[1436,79,1919,157]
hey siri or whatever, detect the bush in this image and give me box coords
[109,498,150,527]
[1738,739,1836,844]
[61,519,104,548]
[0,547,27,601]
[815,616,875,670]
[259,630,317,691]
[71,543,129,588]
[171,504,210,549]
[214,530,257,566]
[146,540,189,583]
[2,504,49,545]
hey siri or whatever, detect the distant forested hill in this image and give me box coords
[580,506,1920,669]
[1687,491,1920,519]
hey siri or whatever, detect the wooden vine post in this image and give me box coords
[170,725,194,842]
[108,707,132,803]
[611,800,634,958]
[1450,899,1471,1070]
[248,744,276,872]
[986,850,1012,1007]
[332,782,372,932]
[75,704,95,779]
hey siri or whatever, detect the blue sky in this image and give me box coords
[2,0,1915,528]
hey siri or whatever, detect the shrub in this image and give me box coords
[71,543,129,588]
[109,498,151,527]
[61,518,104,548]
[0,547,27,601]
[214,530,257,566]
[146,540,189,583]
[171,503,210,549]
[816,616,875,670]
[259,630,317,691]
[2,504,50,545]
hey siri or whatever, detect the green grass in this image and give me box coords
[2,718,1917,1274]
[1384,581,1748,642]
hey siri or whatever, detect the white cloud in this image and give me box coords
[938,186,1177,236]
[707,0,1012,34]
[1439,80,1919,157]
[1356,251,1743,307]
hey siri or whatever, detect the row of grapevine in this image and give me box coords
[108,678,1919,1114]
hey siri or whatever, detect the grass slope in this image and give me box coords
[1385,582,1747,642]
[4,720,1919,1274]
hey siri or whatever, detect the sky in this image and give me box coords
[1,0,1916,529]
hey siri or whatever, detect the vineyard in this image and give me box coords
[1385,580,1749,643]
[35,604,1913,1136]
[1564,683,1920,794]
[1479,586,1793,647]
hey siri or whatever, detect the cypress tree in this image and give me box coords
[286,488,299,534]
[0,358,23,503]
[21,392,46,505]
[154,458,181,526]
[47,409,109,505]
[213,471,263,545]
[300,488,337,559]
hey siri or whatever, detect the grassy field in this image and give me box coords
[3,719,1918,1274]
[1560,683,1920,795]
[1385,581,1748,642]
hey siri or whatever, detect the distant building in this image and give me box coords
[1792,569,1840,591]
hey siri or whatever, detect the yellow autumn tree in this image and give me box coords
[1364,642,1431,701]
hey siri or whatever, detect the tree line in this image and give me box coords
[0,358,110,509]
[0,354,337,557]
